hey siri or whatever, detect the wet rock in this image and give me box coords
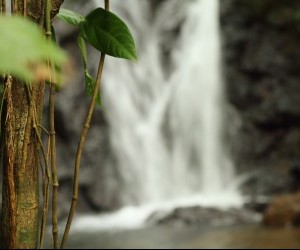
[244,196,270,214]
[263,192,300,227]
[147,206,261,228]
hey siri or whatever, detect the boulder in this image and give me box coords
[148,206,261,228]
[263,192,300,227]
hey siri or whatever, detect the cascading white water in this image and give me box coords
[94,0,241,207]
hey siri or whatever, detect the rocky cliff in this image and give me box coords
[221,0,300,197]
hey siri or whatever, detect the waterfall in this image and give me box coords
[71,0,243,232]
[93,0,241,208]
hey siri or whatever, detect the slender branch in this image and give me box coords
[23,0,27,17]
[38,124,50,136]
[105,0,109,10]
[5,76,17,249]
[45,0,59,248]
[27,76,51,248]
[60,54,106,249]
[0,82,7,138]
[49,81,59,250]
[39,0,46,28]
[29,101,51,249]
[60,2,109,248]
[39,136,51,249]
[0,0,6,14]
[45,0,51,37]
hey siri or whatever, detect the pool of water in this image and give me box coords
[62,224,300,249]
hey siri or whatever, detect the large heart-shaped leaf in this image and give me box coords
[80,8,137,61]
[0,16,67,82]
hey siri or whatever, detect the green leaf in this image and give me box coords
[57,8,85,26]
[80,8,137,61]
[0,16,67,82]
[78,36,101,107]
[77,35,88,68]
[85,69,101,107]
[51,25,57,44]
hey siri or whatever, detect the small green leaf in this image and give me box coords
[77,35,88,68]
[57,8,85,26]
[80,8,137,61]
[78,36,101,107]
[51,25,57,43]
[0,16,67,82]
[85,69,101,107]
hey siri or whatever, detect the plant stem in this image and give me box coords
[105,0,109,10]
[36,117,51,249]
[23,0,26,17]
[1,0,6,14]
[0,83,7,138]
[45,0,59,248]
[49,82,59,250]
[60,2,109,248]
[61,54,106,249]
[39,143,51,249]
[5,76,17,249]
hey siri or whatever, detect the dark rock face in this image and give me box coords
[221,0,300,196]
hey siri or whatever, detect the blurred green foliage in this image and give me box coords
[0,16,67,82]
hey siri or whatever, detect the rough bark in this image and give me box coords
[0,1,64,249]
[1,80,44,249]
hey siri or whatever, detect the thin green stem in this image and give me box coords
[31,101,51,249]
[23,0,26,17]
[45,0,51,37]
[60,2,109,248]
[60,55,106,249]
[39,135,51,249]
[49,82,59,249]
[45,0,59,248]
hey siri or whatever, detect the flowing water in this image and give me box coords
[71,0,244,231]
[101,0,239,204]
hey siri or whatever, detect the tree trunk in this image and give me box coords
[1,80,44,249]
[0,1,64,249]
